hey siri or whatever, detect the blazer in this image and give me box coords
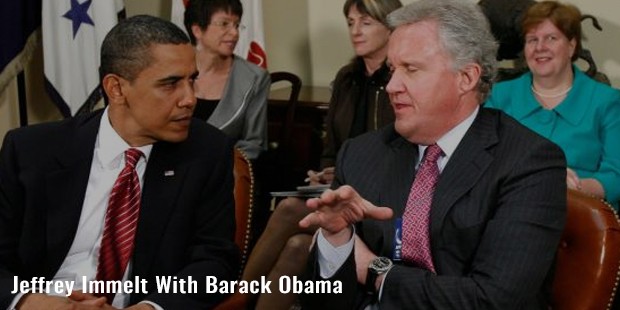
[302,108,567,309]
[207,55,270,160]
[0,110,239,309]
[485,66,620,209]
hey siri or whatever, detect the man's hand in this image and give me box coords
[69,292,156,310]
[300,185,393,236]
[17,293,107,310]
[68,291,108,307]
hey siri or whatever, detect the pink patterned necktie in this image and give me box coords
[401,144,443,273]
[96,148,143,302]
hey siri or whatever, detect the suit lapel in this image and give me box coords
[45,112,101,275]
[383,137,418,218]
[430,109,498,239]
[209,56,251,129]
[132,141,188,275]
[369,135,417,256]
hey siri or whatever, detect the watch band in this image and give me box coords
[365,257,393,298]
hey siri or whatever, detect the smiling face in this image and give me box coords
[386,20,479,145]
[106,43,198,146]
[524,19,576,80]
[192,10,241,57]
[346,4,391,59]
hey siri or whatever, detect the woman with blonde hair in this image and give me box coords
[228,1,402,309]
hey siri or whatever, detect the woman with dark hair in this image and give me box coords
[486,1,620,209]
[184,0,269,160]
[228,1,402,309]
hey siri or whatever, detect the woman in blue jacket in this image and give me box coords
[486,1,620,209]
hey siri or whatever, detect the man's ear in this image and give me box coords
[458,63,482,95]
[102,74,125,105]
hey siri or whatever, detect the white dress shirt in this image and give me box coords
[8,108,161,309]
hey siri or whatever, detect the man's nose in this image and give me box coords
[386,70,403,95]
[179,81,196,108]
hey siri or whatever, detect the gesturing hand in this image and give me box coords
[300,185,393,234]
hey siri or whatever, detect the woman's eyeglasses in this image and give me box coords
[210,20,246,32]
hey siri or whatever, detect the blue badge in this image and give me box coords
[393,217,402,261]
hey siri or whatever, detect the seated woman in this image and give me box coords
[184,0,269,159]
[485,1,620,209]
[230,0,402,309]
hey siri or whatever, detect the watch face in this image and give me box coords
[370,257,393,273]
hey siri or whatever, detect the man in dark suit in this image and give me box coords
[299,0,567,309]
[0,15,238,309]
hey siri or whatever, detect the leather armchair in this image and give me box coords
[232,148,254,275]
[213,148,254,310]
[552,189,620,310]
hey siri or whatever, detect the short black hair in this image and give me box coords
[184,0,243,45]
[100,14,190,83]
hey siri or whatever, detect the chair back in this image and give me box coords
[213,148,254,310]
[552,189,620,310]
[233,148,254,275]
[269,71,302,157]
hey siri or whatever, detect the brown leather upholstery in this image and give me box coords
[233,148,254,274]
[552,189,620,310]
[214,148,254,310]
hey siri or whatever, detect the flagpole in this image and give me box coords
[17,72,28,127]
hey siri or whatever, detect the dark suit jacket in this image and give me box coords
[0,110,239,309]
[303,108,567,309]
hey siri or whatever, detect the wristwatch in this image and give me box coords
[365,256,393,297]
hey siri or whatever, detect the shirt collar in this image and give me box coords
[418,106,479,161]
[514,65,588,126]
[95,108,153,169]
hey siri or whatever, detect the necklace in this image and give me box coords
[531,85,572,98]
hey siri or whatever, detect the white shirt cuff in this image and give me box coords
[7,292,26,310]
[316,227,355,278]
[376,266,394,302]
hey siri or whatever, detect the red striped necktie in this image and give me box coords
[96,148,144,302]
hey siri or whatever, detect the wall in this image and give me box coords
[1,0,619,144]
[574,0,620,85]
[263,0,311,83]
[303,0,620,86]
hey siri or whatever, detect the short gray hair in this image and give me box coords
[387,0,498,102]
[343,0,403,26]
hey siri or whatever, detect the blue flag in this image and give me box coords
[0,0,41,94]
